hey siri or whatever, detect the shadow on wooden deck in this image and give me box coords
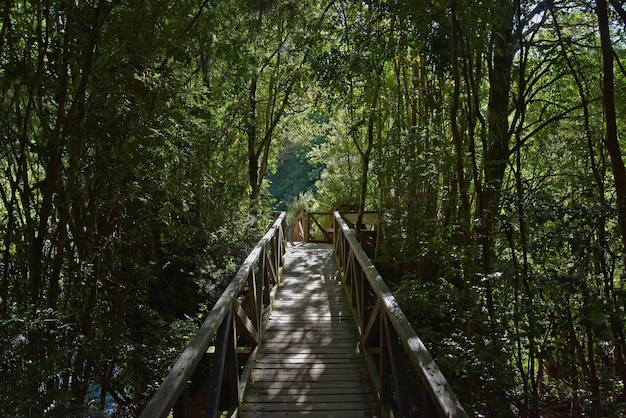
[240,243,379,417]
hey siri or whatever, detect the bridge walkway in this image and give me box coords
[240,243,378,417]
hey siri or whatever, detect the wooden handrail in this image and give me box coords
[140,213,287,418]
[333,211,468,418]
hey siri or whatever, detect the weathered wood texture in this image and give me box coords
[241,243,379,417]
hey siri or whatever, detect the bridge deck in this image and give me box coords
[240,243,378,417]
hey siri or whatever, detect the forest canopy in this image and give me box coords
[2,0,626,416]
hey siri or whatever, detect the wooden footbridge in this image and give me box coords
[140,212,468,418]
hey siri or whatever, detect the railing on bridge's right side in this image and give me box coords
[333,211,468,418]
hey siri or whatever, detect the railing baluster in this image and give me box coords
[385,317,412,417]
[246,270,259,335]
[379,313,392,418]
[173,386,191,418]
[222,310,240,414]
[259,249,269,305]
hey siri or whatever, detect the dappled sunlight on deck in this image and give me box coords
[240,243,378,417]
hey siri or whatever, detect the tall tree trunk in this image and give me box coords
[596,0,626,398]
[450,0,471,240]
[481,2,516,415]
[482,0,515,272]
[355,65,383,235]
[596,0,626,255]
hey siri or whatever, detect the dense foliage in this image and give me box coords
[2,0,626,417]
[307,1,626,416]
[0,0,293,415]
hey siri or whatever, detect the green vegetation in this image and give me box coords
[267,113,326,210]
[2,0,626,416]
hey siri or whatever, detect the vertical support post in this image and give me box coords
[259,250,269,305]
[222,310,240,414]
[379,314,392,418]
[280,217,286,265]
[173,386,191,418]
[273,234,279,281]
[305,211,310,242]
[205,308,236,418]
[247,270,259,337]
[385,318,412,417]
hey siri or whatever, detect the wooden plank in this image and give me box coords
[250,362,357,370]
[253,353,363,361]
[264,316,355,322]
[244,381,368,390]
[257,347,359,355]
[266,317,353,322]
[261,343,359,350]
[265,313,354,319]
[271,297,348,304]
[250,367,369,376]
[260,342,359,350]
[263,326,355,332]
[262,330,356,338]
[249,376,370,385]
[262,336,356,342]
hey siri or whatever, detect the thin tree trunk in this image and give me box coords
[596,0,626,255]
[355,65,383,235]
[247,74,259,200]
[450,0,471,241]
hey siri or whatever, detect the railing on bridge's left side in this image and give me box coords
[140,213,287,418]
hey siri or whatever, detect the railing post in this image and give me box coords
[246,270,259,339]
[379,314,392,418]
[172,387,191,418]
[304,210,310,242]
[385,319,412,417]
[205,307,238,417]
[259,249,269,305]
[281,217,287,262]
